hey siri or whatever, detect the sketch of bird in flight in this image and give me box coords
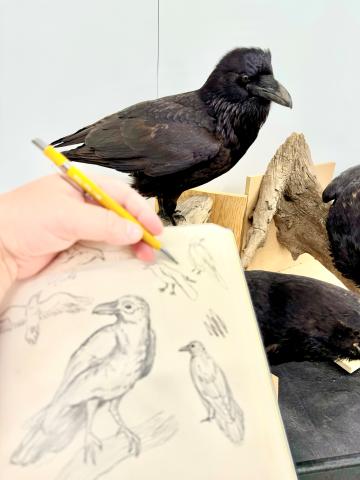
[11,295,156,466]
[0,291,92,344]
[179,341,244,444]
[188,238,227,288]
[57,244,105,266]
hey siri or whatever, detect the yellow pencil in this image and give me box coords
[32,138,178,264]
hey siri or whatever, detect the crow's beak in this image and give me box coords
[179,344,190,352]
[92,300,119,315]
[247,74,292,108]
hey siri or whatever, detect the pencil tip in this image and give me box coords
[160,248,179,264]
[32,138,47,150]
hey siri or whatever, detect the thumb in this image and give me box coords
[62,202,143,245]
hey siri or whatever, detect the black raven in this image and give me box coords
[246,270,360,365]
[322,165,360,286]
[52,48,292,224]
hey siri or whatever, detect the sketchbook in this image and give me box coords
[0,223,297,480]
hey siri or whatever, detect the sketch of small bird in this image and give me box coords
[11,295,155,466]
[58,244,105,266]
[146,261,198,300]
[322,165,360,286]
[0,291,91,344]
[188,238,226,287]
[51,48,292,224]
[179,341,244,444]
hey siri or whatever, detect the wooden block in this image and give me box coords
[272,374,279,398]
[162,189,248,250]
[242,162,335,272]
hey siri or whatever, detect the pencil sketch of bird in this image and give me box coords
[0,291,92,344]
[246,270,360,365]
[179,341,244,444]
[11,295,155,466]
[188,238,226,287]
[146,261,198,300]
[58,244,105,266]
[51,47,292,224]
[322,165,360,286]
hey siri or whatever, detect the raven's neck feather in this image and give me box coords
[205,95,270,152]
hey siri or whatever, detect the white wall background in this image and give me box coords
[1,0,360,193]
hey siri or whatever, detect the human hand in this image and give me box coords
[0,174,163,286]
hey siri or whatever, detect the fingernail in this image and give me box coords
[126,222,142,241]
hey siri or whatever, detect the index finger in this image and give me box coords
[84,174,163,236]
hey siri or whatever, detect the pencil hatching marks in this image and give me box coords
[179,341,244,445]
[0,291,92,344]
[204,310,228,338]
[11,295,176,476]
[146,262,198,300]
[188,238,227,288]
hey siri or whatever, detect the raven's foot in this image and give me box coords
[25,323,40,344]
[117,428,141,457]
[84,432,103,464]
[172,210,186,225]
[200,415,214,423]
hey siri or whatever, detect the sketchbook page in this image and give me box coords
[0,223,297,480]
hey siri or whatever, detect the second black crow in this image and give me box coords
[322,165,360,286]
[52,47,292,224]
[246,270,360,365]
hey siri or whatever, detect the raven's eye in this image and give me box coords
[239,74,250,84]
[124,304,132,310]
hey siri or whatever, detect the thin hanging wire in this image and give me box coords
[156,0,160,98]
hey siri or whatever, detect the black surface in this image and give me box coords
[272,361,360,476]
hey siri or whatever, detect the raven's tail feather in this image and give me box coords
[214,397,244,445]
[10,403,86,466]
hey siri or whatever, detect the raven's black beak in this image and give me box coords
[92,299,119,315]
[247,74,292,108]
[179,344,190,353]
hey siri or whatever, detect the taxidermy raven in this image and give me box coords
[52,48,292,224]
[322,165,360,286]
[245,270,360,365]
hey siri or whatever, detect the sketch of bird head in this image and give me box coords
[92,295,149,324]
[201,47,292,108]
[179,340,206,357]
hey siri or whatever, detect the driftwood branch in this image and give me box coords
[57,412,178,480]
[241,132,360,294]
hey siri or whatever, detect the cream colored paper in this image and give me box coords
[0,224,297,480]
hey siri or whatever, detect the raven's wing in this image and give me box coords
[40,292,91,317]
[191,357,232,411]
[141,329,156,378]
[53,94,220,177]
[53,325,119,400]
[322,165,360,202]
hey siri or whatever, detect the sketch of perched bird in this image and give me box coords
[0,291,91,344]
[246,270,360,365]
[11,295,155,466]
[179,341,244,444]
[322,165,360,286]
[188,238,226,287]
[51,48,292,224]
[146,261,198,300]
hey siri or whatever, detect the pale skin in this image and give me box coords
[0,174,163,302]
